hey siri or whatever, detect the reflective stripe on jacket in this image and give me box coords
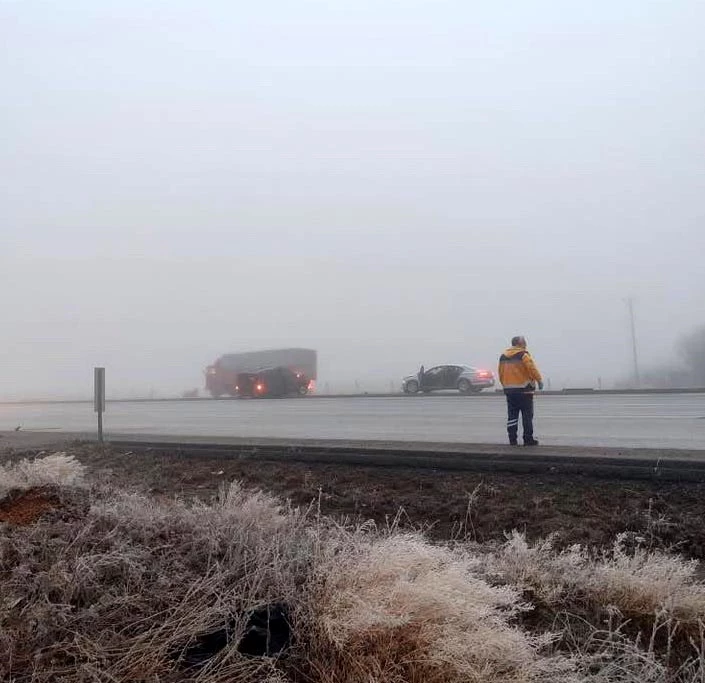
[498,347,543,393]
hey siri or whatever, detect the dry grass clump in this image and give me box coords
[482,531,705,681]
[0,451,85,497]
[297,532,570,683]
[485,531,705,625]
[1,454,310,682]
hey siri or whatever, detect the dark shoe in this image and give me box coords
[524,438,539,446]
[509,439,518,446]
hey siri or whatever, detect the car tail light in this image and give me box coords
[256,383,264,392]
[308,379,316,391]
[477,370,492,378]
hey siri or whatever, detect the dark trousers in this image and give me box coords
[505,392,534,442]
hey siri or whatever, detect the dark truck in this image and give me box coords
[236,366,310,398]
[205,348,317,398]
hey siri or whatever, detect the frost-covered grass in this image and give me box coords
[485,530,705,623]
[2,453,705,682]
[0,451,86,497]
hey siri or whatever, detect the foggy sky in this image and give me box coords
[2,0,704,398]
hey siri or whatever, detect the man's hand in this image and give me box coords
[538,381,544,391]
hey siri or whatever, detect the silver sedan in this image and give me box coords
[402,364,495,395]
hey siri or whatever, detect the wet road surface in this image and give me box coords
[1,394,704,450]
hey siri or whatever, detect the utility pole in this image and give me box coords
[626,297,640,387]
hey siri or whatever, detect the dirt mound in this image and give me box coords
[0,486,85,525]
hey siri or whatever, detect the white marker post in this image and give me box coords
[94,367,106,443]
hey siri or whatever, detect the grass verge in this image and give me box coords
[2,452,705,682]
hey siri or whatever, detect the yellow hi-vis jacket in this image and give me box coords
[498,346,543,393]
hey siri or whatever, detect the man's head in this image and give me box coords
[511,336,527,348]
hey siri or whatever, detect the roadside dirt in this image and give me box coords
[0,487,61,525]
[4,442,703,558]
[0,483,89,526]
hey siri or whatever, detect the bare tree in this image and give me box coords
[677,323,705,385]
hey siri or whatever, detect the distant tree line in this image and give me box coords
[619,323,705,388]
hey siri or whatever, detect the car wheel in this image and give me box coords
[457,379,471,394]
[298,385,308,396]
[406,379,419,394]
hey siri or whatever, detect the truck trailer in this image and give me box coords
[205,348,317,398]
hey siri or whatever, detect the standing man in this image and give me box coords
[498,336,544,446]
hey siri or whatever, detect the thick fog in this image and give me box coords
[2,0,704,399]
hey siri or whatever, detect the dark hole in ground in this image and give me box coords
[180,603,291,667]
[238,603,291,657]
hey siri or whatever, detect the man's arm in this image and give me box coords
[522,353,543,383]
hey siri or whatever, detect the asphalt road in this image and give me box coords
[1,394,704,449]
